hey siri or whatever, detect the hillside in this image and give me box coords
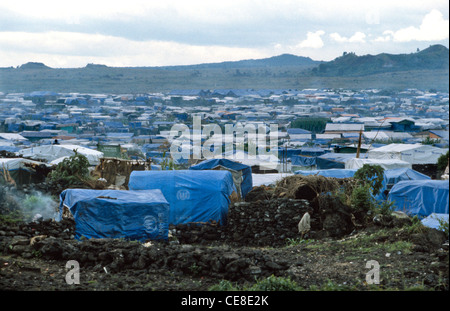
[0,46,448,93]
[166,54,319,70]
[18,62,52,70]
[310,44,449,77]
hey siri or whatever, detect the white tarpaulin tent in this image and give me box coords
[18,144,104,165]
[345,158,412,170]
[0,157,50,184]
[252,173,294,187]
[367,143,447,164]
[0,158,47,171]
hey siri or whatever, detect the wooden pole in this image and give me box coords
[356,127,363,158]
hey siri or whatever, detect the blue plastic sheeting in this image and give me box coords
[128,170,236,225]
[316,157,345,169]
[58,189,170,241]
[421,213,449,230]
[295,169,357,178]
[316,153,368,169]
[388,180,449,217]
[0,146,20,152]
[291,155,316,166]
[299,147,328,157]
[277,147,326,160]
[189,158,252,198]
[384,168,431,187]
[316,153,347,169]
[276,148,303,160]
[295,168,387,201]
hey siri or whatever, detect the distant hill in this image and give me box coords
[165,54,319,70]
[19,62,51,70]
[1,46,448,93]
[310,44,449,77]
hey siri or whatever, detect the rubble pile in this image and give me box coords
[0,219,75,258]
[225,198,312,246]
[172,198,314,246]
[0,220,294,282]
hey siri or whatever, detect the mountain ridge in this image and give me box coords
[9,44,448,74]
[310,44,449,77]
[1,45,448,93]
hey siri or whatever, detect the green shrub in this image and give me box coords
[406,215,428,234]
[437,216,449,236]
[350,184,374,213]
[249,275,300,291]
[354,164,385,196]
[208,280,239,291]
[436,151,449,176]
[48,153,90,186]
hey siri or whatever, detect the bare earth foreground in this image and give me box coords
[0,215,448,290]
[0,177,448,308]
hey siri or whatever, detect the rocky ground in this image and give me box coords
[0,179,448,294]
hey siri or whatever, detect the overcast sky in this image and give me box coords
[0,0,448,68]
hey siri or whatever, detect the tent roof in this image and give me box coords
[18,144,103,165]
[190,158,253,197]
[388,180,449,216]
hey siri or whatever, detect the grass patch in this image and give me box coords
[209,275,301,291]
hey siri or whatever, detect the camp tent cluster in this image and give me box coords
[58,161,242,241]
[296,164,448,219]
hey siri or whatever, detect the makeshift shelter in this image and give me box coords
[291,155,317,167]
[383,168,431,190]
[128,170,236,225]
[316,153,368,169]
[252,173,294,187]
[189,158,252,199]
[295,168,357,179]
[345,158,412,170]
[295,168,389,200]
[421,213,449,230]
[388,180,449,217]
[367,143,447,165]
[214,150,281,172]
[0,158,50,185]
[18,144,104,165]
[58,189,170,241]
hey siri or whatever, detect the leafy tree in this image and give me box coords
[353,164,385,196]
[437,151,449,174]
[48,152,90,187]
[290,117,329,134]
[350,164,389,221]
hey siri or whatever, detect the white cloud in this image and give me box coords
[373,30,394,42]
[0,1,448,66]
[330,32,366,43]
[388,9,449,42]
[0,31,269,67]
[297,30,325,49]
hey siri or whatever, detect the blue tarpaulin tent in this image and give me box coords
[421,213,449,230]
[388,180,449,217]
[189,158,252,199]
[315,153,369,169]
[295,168,357,179]
[128,170,236,225]
[57,189,170,241]
[384,168,431,189]
[291,155,316,166]
[295,168,388,200]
